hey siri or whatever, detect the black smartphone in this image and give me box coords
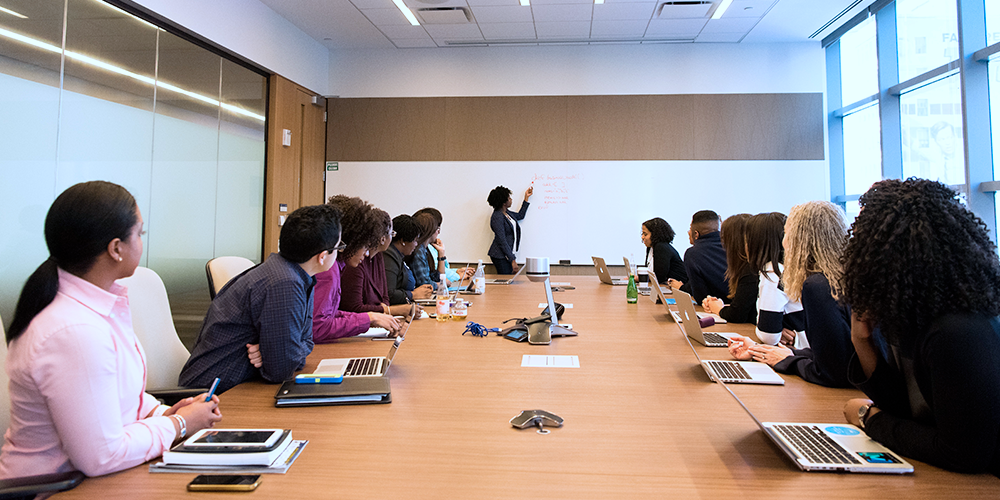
[187,474,261,492]
[503,329,528,342]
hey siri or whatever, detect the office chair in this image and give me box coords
[0,313,86,499]
[118,267,205,404]
[206,256,255,299]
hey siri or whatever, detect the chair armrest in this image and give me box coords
[0,470,84,500]
[148,387,208,406]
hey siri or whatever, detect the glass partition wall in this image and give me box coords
[0,0,266,330]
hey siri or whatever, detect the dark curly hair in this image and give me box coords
[487,186,512,210]
[643,217,675,245]
[841,178,1000,347]
[327,195,382,262]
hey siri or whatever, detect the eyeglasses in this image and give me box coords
[389,230,397,238]
[328,241,347,254]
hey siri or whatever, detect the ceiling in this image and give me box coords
[257,0,872,50]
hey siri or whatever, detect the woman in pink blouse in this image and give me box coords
[0,181,221,479]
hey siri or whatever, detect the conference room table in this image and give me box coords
[59,276,999,498]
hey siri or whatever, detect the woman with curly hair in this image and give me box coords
[727,202,853,387]
[642,217,687,286]
[312,195,403,342]
[841,179,1000,475]
[340,208,418,318]
[702,213,758,324]
[486,185,532,274]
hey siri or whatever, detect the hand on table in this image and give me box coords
[748,343,793,367]
[728,335,756,361]
[413,284,433,300]
[703,296,725,315]
[368,312,402,335]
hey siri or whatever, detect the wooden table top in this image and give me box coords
[58,277,999,498]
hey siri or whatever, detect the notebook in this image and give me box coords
[669,288,738,347]
[707,352,913,473]
[274,376,391,407]
[485,263,524,285]
[591,256,628,285]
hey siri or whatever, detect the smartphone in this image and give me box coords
[187,474,261,492]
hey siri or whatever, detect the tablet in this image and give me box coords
[183,429,284,449]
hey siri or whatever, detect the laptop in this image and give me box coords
[459,261,485,295]
[705,350,913,473]
[646,270,725,323]
[592,256,628,285]
[485,263,524,285]
[669,288,738,347]
[315,308,413,377]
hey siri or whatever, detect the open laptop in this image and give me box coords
[592,256,628,285]
[696,340,913,472]
[485,263,524,285]
[316,307,413,377]
[669,288,739,348]
[459,261,484,295]
[647,270,725,323]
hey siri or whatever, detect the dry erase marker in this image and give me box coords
[205,377,220,402]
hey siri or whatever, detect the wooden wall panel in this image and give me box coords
[326,94,824,162]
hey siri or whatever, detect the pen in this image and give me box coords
[205,377,220,402]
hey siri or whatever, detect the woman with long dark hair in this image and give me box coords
[841,179,1000,474]
[0,181,221,479]
[702,213,757,323]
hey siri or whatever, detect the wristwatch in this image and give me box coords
[857,403,875,430]
[438,256,447,261]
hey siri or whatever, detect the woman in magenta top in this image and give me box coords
[339,209,415,317]
[0,181,221,479]
[312,196,403,342]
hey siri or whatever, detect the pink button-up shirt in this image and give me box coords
[0,269,176,478]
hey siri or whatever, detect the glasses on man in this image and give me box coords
[328,241,347,254]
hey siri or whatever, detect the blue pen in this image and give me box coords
[205,377,220,402]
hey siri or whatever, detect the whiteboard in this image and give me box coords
[326,160,828,265]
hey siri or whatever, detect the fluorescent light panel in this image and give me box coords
[711,0,733,19]
[519,0,530,6]
[594,0,604,4]
[0,27,265,122]
[391,0,420,26]
[0,5,27,18]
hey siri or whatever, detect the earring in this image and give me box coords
[118,257,123,262]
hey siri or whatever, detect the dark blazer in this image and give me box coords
[646,241,687,284]
[682,231,729,303]
[382,245,411,305]
[487,201,529,261]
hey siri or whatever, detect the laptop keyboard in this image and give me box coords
[345,357,381,376]
[703,333,729,345]
[773,425,861,465]
[706,360,750,380]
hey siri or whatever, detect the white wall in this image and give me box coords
[328,42,824,97]
[133,0,330,94]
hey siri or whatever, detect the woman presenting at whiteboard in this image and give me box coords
[487,185,532,274]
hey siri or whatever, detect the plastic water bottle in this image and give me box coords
[473,259,485,294]
[436,276,451,321]
[626,273,638,304]
[451,298,468,321]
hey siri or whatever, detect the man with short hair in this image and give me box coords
[179,204,342,394]
[677,210,728,304]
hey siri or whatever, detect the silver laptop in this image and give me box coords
[646,270,724,323]
[459,261,485,295]
[316,308,413,377]
[709,359,913,473]
[485,263,524,285]
[592,256,628,285]
[669,288,738,347]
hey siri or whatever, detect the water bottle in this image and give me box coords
[474,259,486,294]
[626,273,638,304]
[436,276,451,321]
[451,298,468,321]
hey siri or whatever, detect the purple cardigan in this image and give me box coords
[312,261,370,343]
[340,253,389,314]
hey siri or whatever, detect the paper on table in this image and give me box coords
[150,440,308,474]
[357,327,389,338]
[521,355,580,368]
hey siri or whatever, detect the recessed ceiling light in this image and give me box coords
[0,5,27,18]
[711,0,733,20]
[391,0,420,26]
[519,0,530,5]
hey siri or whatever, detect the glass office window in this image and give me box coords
[896,0,959,82]
[988,0,1000,44]
[843,103,883,196]
[900,75,964,185]
[840,16,878,106]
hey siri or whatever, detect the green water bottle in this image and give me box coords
[626,273,638,304]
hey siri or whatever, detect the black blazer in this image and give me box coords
[487,201,529,261]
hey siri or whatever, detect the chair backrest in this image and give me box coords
[118,267,191,390]
[0,312,9,437]
[206,256,255,299]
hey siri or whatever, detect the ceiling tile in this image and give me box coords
[465,0,524,6]
[535,21,592,38]
[403,0,470,8]
[700,16,759,33]
[391,38,440,47]
[424,23,485,39]
[591,19,649,37]
[645,18,707,36]
[695,32,746,42]
[360,8,413,26]
[593,2,656,21]
[377,24,430,38]
[470,5,534,23]
[727,0,777,18]
[529,0,594,5]
[531,4,594,22]
[479,22,538,39]
[350,0,399,10]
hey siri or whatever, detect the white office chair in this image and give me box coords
[119,267,204,401]
[206,256,255,299]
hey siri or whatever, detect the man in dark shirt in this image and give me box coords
[179,204,342,394]
[679,210,729,303]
